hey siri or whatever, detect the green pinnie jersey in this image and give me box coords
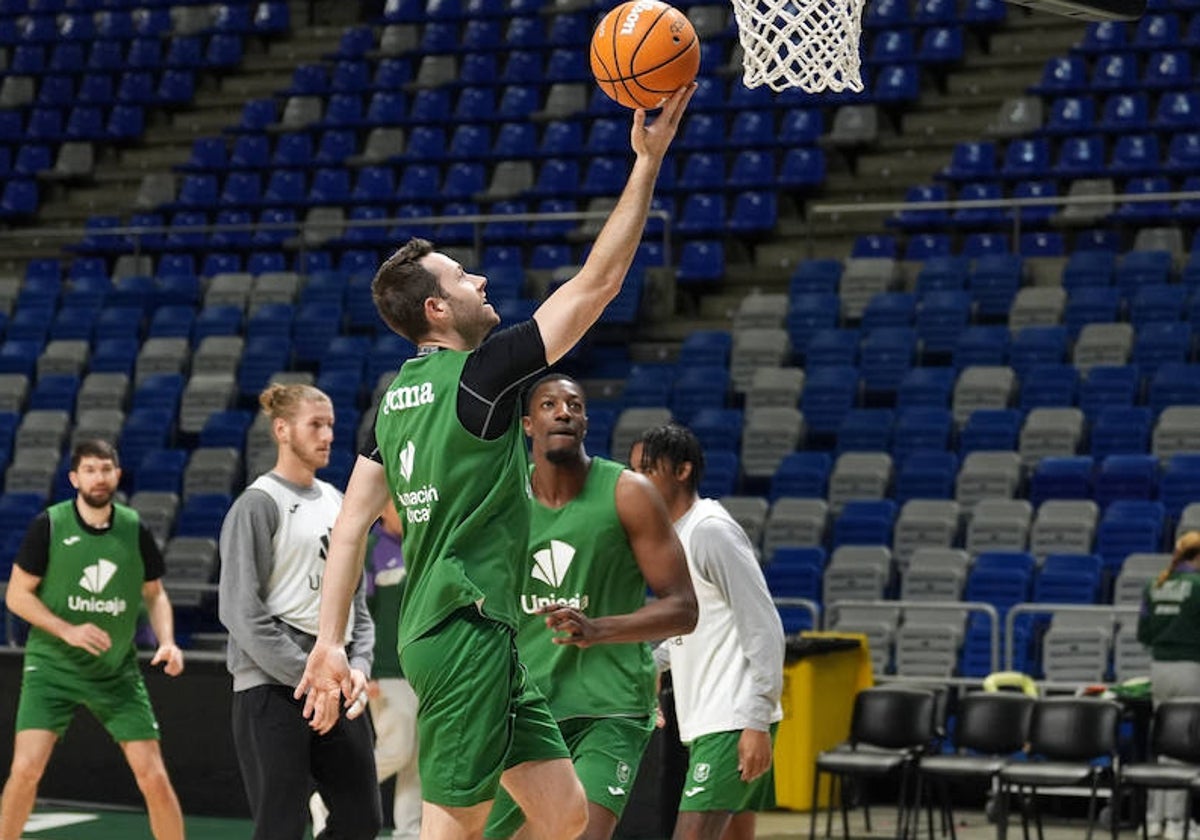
[26,501,146,679]
[375,349,532,650]
[516,457,656,721]
[1138,568,1200,661]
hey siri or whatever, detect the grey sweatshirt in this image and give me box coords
[218,473,374,692]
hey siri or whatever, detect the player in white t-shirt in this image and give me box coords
[630,423,785,840]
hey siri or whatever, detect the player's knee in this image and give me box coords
[7,751,47,787]
[562,780,588,839]
[130,761,172,799]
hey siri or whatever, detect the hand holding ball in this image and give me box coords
[590,0,700,110]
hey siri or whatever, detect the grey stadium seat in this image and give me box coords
[892,500,960,569]
[1153,407,1200,460]
[78,372,130,412]
[71,409,125,448]
[192,336,245,378]
[953,366,1016,424]
[717,496,768,554]
[0,373,28,412]
[1041,610,1113,683]
[37,340,90,378]
[740,407,804,479]
[956,451,1023,507]
[162,536,218,607]
[829,604,899,674]
[203,272,253,310]
[611,408,672,466]
[183,447,242,499]
[4,447,58,498]
[965,498,1033,554]
[178,373,235,436]
[16,410,69,452]
[1018,408,1084,463]
[1008,288,1066,330]
[730,328,790,393]
[130,491,180,548]
[733,292,789,331]
[762,498,828,558]
[895,606,967,678]
[827,452,893,511]
[1113,553,1170,605]
[901,548,970,601]
[1029,499,1098,557]
[1073,322,1133,371]
[136,338,190,384]
[839,258,899,321]
[745,367,805,411]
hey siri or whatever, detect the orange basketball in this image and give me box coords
[590,0,700,110]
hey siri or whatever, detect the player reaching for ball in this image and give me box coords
[297,84,695,840]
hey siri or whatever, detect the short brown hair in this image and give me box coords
[71,438,119,470]
[371,238,443,342]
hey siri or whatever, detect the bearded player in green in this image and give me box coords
[0,440,185,840]
[298,84,695,840]
[484,374,696,840]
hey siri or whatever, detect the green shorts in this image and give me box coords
[484,715,654,838]
[401,608,569,808]
[15,658,160,742]
[679,725,779,813]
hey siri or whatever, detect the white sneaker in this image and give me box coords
[1162,819,1200,840]
[309,792,329,837]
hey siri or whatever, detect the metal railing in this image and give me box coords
[826,597,1002,675]
[805,188,1200,257]
[1003,601,1140,673]
[773,596,821,631]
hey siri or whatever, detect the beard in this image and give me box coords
[545,444,578,464]
[79,487,114,509]
[290,440,330,470]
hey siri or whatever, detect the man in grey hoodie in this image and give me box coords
[219,383,380,840]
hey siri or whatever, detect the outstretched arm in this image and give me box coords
[532,85,694,365]
[542,471,697,646]
[295,455,390,731]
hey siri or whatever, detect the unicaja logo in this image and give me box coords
[398,440,416,482]
[69,558,127,616]
[79,559,117,594]
[531,540,575,588]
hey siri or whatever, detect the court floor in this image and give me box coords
[15,804,1142,839]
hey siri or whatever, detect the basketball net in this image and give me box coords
[730,0,866,92]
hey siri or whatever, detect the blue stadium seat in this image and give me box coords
[904,234,952,261]
[1033,554,1101,604]
[894,450,958,502]
[893,408,953,461]
[832,500,897,548]
[896,367,956,410]
[939,141,998,182]
[1075,19,1128,52]
[1010,330,1070,379]
[1094,48,1143,89]
[953,325,1010,368]
[1030,56,1089,96]
[837,409,893,454]
[764,548,824,632]
[800,366,859,438]
[1028,456,1094,504]
[1093,452,1157,506]
[1095,499,1164,572]
[964,551,1035,614]
[1063,287,1120,339]
[691,409,744,455]
[1079,365,1140,420]
[1098,92,1149,133]
[959,409,1022,455]
[860,328,916,393]
[1161,454,1200,519]
[1018,362,1077,410]
[807,328,860,368]
[1056,134,1107,178]
[1143,49,1190,89]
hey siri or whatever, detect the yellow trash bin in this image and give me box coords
[774,632,874,812]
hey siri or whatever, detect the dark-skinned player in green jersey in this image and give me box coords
[483,373,696,840]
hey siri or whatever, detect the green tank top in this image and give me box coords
[516,458,656,721]
[1139,569,1200,662]
[375,349,531,649]
[26,501,145,678]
